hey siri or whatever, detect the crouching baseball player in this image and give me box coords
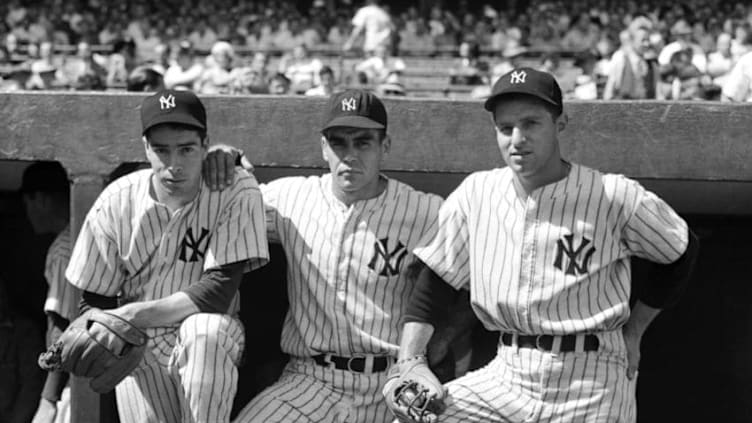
[382,68,700,423]
[39,89,269,422]
[205,89,444,422]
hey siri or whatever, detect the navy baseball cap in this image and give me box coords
[483,67,563,114]
[321,89,387,132]
[21,162,69,193]
[140,89,207,135]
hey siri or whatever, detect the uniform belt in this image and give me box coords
[501,333,600,353]
[312,354,393,374]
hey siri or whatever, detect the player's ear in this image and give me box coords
[320,135,329,161]
[556,113,568,133]
[381,134,391,154]
[142,135,150,154]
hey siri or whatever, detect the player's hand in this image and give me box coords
[383,355,447,423]
[203,144,244,191]
[622,324,642,380]
[32,398,57,423]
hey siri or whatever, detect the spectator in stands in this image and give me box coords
[137,24,164,64]
[449,40,488,86]
[188,18,218,53]
[730,21,751,61]
[603,16,660,99]
[250,51,271,84]
[570,51,600,100]
[268,72,291,94]
[707,32,735,87]
[661,48,704,100]
[273,18,298,51]
[721,40,752,102]
[63,41,106,91]
[163,40,203,90]
[106,38,136,90]
[98,20,122,46]
[279,43,323,94]
[399,17,435,54]
[343,0,393,55]
[354,44,405,84]
[561,13,601,52]
[539,52,560,75]
[26,41,60,90]
[125,65,164,91]
[658,19,708,74]
[327,15,350,47]
[375,70,406,96]
[232,67,269,94]
[196,41,237,94]
[305,65,335,96]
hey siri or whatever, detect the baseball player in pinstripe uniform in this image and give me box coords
[208,89,443,423]
[33,224,76,423]
[64,89,269,422]
[384,68,700,422]
[33,163,147,423]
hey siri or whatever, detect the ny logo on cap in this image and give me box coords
[510,70,527,84]
[341,97,357,112]
[160,94,176,110]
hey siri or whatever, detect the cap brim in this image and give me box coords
[142,115,206,134]
[322,115,385,131]
[483,89,561,112]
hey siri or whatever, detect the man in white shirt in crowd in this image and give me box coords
[343,0,393,55]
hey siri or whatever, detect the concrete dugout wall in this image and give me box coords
[1,92,751,422]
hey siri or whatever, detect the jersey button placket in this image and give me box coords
[520,196,538,333]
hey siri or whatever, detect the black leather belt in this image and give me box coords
[501,333,600,352]
[312,354,392,373]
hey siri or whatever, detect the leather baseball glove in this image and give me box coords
[383,355,447,423]
[38,309,147,393]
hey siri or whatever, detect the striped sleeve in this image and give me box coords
[620,178,689,264]
[259,180,282,243]
[65,200,124,297]
[44,227,79,320]
[203,171,270,272]
[413,176,472,289]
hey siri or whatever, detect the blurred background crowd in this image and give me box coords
[2,0,752,101]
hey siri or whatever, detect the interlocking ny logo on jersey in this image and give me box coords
[179,227,210,262]
[553,233,596,276]
[160,94,176,110]
[341,97,357,111]
[368,238,408,276]
[510,70,527,84]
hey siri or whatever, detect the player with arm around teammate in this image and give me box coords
[63,89,269,422]
[206,89,444,423]
[383,68,700,423]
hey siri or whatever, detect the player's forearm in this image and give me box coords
[624,300,660,338]
[399,321,435,360]
[112,292,200,329]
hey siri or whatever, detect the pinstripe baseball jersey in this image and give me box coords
[65,168,269,339]
[263,174,442,357]
[414,163,689,335]
[44,225,78,321]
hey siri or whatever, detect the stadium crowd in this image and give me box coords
[2,0,752,100]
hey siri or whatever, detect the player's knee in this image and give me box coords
[179,313,237,348]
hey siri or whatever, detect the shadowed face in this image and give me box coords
[492,95,565,187]
[321,127,389,199]
[144,124,207,203]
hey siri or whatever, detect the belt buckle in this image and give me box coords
[535,335,545,351]
[346,356,364,372]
